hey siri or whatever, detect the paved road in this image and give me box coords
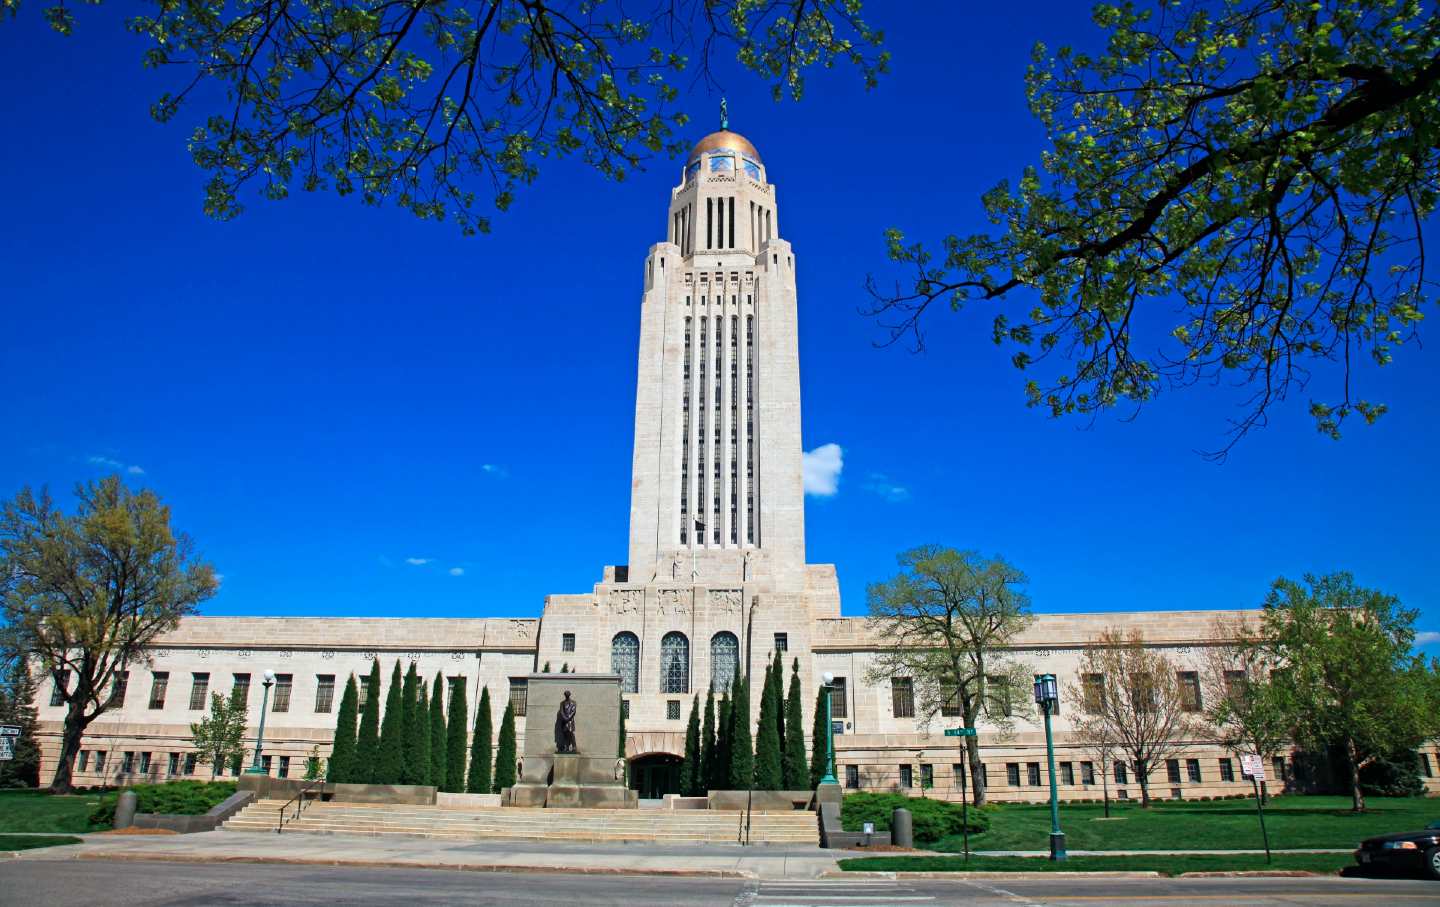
[2,861,1437,906]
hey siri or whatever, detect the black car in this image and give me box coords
[1354,821,1440,880]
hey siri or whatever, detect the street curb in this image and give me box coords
[1177,870,1330,878]
[66,850,754,879]
[823,870,1163,880]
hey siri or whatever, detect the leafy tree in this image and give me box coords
[446,678,468,793]
[783,659,808,790]
[493,701,517,793]
[1259,572,1440,811]
[429,672,447,791]
[680,695,701,796]
[714,691,732,791]
[728,675,753,790]
[869,0,1440,455]
[377,661,405,785]
[809,684,829,789]
[0,477,218,792]
[467,686,493,794]
[1200,616,1290,803]
[699,689,716,795]
[304,745,325,781]
[0,657,41,788]
[6,2,886,236]
[355,659,382,783]
[190,690,249,781]
[400,663,422,784]
[327,674,359,784]
[1069,628,1205,808]
[865,546,1033,806]
[753,660,783,790]
[413,680,432,787]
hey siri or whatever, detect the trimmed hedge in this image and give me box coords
[841,792,990,845]
[89,781,238,827]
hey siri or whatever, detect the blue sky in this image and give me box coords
[1,2,1436,653]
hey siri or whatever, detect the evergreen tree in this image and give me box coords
[413,680,431,786]
[809,684,829,788]
[467,686,493,794]
[0,657,41,788]
[772,651,787,760]
[783,659,808,790]
[714,691,731,791]
[753,661,783,790]
[493,702,517,793]
[542,662,551,673]
[376,660,405,784]
[617,694,628,785]
[679,695,701,796]
[445,678,468,792]
[728,674,753,790]
[354,659,382,783]
[399,662,421,784]
[327,673,358,783]
[699,689,716,796]
[429,672,447,790]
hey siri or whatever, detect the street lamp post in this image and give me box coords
[1033,673,1066,861]
[819,672,839,786]
[245,670,277,775]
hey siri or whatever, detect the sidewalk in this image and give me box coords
[5,829,843,880]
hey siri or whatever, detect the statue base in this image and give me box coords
[503,753,638,809]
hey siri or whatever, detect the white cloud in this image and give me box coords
[87,454,146,475]
[449,567,465,577]
[802,443,844,497]
[863,473,910,503]
[481,463,508,478]
[213,573,225,586]
[1416,631,1440,646]
[127,465,145,475]
[405,557,433,566]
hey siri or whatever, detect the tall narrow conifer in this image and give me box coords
[493,702,518,793]
[680,695,701,795]
[699,689,716,795]
[413,680,432,786]
[729,675,753,790]
[754,662,783,790]
[445,678,468,792]
[783,659,808,790]
[328,673,358,783]
[376,660,405,784]
[809,684,829,788]
[467,686,493,794]
[429,671,447,789]
[714,691,732,791]
[400,662,421,784]
[772,650,787,758]
[355,659,382,783]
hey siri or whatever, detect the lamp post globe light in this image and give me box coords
[819,672,839,786]
[1033,673,1066,860]
[245,669,277,775]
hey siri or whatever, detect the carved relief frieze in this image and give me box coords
[709,588,742,614]
[657,588,691,616]
[608,589,643,615]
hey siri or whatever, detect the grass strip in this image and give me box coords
[838,852,1354,876]
[0,834,86,851]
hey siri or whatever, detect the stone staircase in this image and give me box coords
[223,799,820,845]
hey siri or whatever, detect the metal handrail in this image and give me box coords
[277,779,328,833]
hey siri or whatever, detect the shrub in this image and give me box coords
[841,792,989,845]
[89,781,238,826]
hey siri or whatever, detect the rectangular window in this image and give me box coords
[112,670,129,706]
[509,679,528,717]
[272,674,293,712]
[1006,763,1021,786]
[919,764,934,789]
[184,753,197,775]
[667,700,681,720]
[1272,756,1286,782]
[79,750,90,771]
[189,673,211,710]
[232,673,251,704]
[122,752,135,774]
[261,755,272,775]
[148,671,169,709]
[899,764,913,788]
[1222,669,1247,700]
[139,752,152,774]
[1166,759,1182,784]
[621,699,630,719]
[1219,758,1235,782]
[773,633,787,653]
[1060,761,1074,785]
[1081,673,1106,714]
[1178,671,1202,712]
[314,675,335,713]
[1187,758,1202,783]
[50,669,70,706]
[845,765,859,789]
[891,677,915,718]
[94,751,106,772]
[986,676,1013,718]
[1081,761,1095,785]
[939,685,961,718]
[278,755,291,779]
[1027,762,1042,787]
[356,674,370,708]
[562,633,576,652]
[1115,761,1129,784]
[830,677,848,719]
[1420,753,1433,778]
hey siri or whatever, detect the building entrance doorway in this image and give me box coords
[629,753,682,799]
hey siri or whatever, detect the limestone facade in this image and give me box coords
[32,129,1440,802]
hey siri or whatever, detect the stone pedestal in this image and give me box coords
[502,674,638,809]
[506,754,637,809]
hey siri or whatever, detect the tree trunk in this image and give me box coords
[1101,761,1111,818]
[47,704,90,794]
[1346,737,1366,812]
[965,733,986,807]
[1259,778,1269,805]
[1136,759,1151,809]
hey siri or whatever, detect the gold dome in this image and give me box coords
[687,130,761,164]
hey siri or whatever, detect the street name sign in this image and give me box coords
[943,728,977,737]
[0,725,20,737]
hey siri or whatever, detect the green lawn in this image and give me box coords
[839,852,1354,876]
[0,789,109,833]
[0,834,86,852]
[930,796,1439,853]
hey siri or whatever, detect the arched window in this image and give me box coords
[710,632,739,693]
[612,632,639,694]
[661,632,689,694]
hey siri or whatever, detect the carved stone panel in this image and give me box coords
[709,589,742,614]
[657,588,691,616]
[608,589,642,615]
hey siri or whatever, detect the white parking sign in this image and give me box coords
[0,737,13,761]
[1240,753,1265,781]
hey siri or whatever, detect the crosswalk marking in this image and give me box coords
[752,879,935,905]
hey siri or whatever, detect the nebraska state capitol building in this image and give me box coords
[36,127,1440,800]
